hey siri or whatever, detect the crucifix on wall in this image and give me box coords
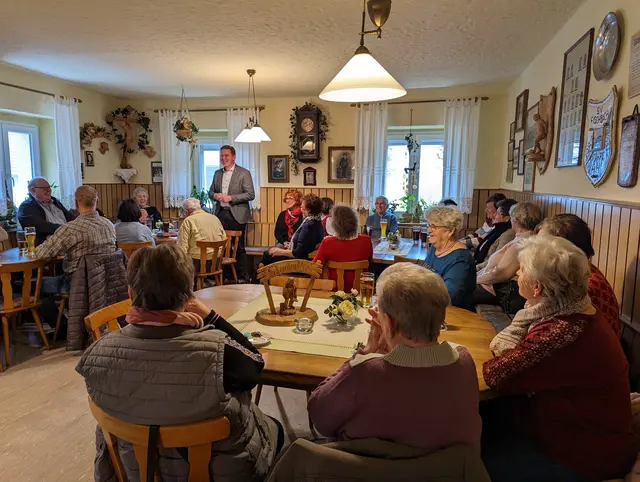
[105,105,153,169]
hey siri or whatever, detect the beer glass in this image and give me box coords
[17,231,26,256]
[162,219,170,233]
[379,219,388,239]
[412,226,421,245]
[24,227,36,255]
[420,227,429,248]
[360,272,375,308]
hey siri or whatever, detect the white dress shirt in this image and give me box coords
[221,165,235,207]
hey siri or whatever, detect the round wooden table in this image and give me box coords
[0,248,36,265]
[195,284,497,394]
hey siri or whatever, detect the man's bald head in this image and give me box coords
[75,185,98,211]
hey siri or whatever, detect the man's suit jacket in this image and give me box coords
[208,164,255,225]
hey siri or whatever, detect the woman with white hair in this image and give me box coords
[308,263,481,452]
[422,206,476,311]
[132,187,162,225]
[481,236,636,482]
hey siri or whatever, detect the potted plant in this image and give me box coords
[190,185,212,212]
[324,289,364,327]
[174,117,199,144]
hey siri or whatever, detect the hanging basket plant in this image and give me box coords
[289,102,329,175]
[174,117,199,144]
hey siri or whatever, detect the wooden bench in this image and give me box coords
[475,304,512,334]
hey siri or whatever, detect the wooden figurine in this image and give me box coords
[528,87,556,174]
[279,278,298,315]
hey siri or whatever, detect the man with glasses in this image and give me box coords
[364,196,398,240]
[18,177,75,246]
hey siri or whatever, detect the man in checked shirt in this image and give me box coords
[35,185,116,292]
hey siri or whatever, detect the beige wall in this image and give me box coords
[503,0,640,202]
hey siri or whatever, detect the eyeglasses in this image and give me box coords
[375,202,387,206]
[33,186,51,191]
[426,224,445,231]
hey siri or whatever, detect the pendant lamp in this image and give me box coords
[235,69,271,143]
[320,0,406,103]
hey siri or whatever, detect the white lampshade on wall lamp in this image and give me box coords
[235,69,271,143]
[320,0,406,103]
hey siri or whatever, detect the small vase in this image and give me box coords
[332,312,356,328]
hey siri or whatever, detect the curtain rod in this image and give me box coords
[349,96,489,107]
[153,106,265,113]
[0,81,83,103]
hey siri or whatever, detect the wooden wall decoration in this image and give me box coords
[526,87,556,174]
[618,105,640,188]
[584,86,619,186]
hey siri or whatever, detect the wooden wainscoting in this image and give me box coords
[87,183,181,220]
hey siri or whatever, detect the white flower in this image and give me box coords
[350,289,358,296]
[338,300,355,317]
[335,290,346,299]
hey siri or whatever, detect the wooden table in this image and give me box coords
[371,240,429,265]
[195,284,496,393]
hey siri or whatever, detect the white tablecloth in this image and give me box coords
[373,238,413,257]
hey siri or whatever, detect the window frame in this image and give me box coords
[196,135,227,191]
[0,121,41,204]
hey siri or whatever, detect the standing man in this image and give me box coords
[209,145,255,282]
[18,177,75,245]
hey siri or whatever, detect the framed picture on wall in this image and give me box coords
[513,145,521,175]
[267,155,289,183]
[151,162,163,184]
[517,139,525,175]
[555,29,594,168]
[85,150,95,167]
[506,161,514,183]
[523,160,536,192]
[303,166,317,186]
[515,89,529,132]
[328,146,355,183]
[510,121,516,141]
[508,140,515,162]
[524,102,540,153]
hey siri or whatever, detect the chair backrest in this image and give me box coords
[119,241,153,259]
[196,240,227,275]
[0,258,46,313]
[271,275,335,292]
[88,398,231,482]
[84,299,132,341]
[224,230,242,259]
[393,255,420,265]
[257,260,323,314]
[323,260,370,291]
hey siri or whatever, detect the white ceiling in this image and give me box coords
[0,0,585,98]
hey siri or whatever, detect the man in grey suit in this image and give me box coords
[209,145,255,282]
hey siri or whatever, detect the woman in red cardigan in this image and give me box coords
[481,236,637,482]
[313,205,372,292]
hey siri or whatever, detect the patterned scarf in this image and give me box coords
[125,306,204,328]
[490,294,592,354]
[289,214,322,250]
[284,207,302,239]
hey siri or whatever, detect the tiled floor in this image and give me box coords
[0,344,313,481]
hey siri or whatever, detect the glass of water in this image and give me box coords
[294,317,314,334]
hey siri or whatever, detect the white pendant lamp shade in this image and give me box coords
[320,46,406,103]
[250,123,271,142]
[234,125,261,143]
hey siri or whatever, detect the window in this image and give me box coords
[385,131,444,209]
[197,136,226,191]
[0,122,41,205]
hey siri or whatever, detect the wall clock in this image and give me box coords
[295,104,321,162]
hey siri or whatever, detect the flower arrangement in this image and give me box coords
[324,289,364,325]
[387,230,401,249]
[174,117,199,144]
[79,122,113,150]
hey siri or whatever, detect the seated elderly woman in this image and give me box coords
[421,206,476,311]
[321,196,335,236]
[474,202,542,314]
[114,199,155,245]
[132,187,162,226]
[261,193,325,266]
[474,198,517,268]
[537,213,620,337]
[481,236,637,482]
[274,188,303,248]
[308,263,481,452]
[76,244,283,481]
[313,205,373,292]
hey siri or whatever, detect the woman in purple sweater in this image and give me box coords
[308,263,482,452]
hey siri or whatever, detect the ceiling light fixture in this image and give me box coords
[319,0,406,103]
[235,69,271,143]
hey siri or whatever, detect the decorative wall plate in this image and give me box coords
[593,12,622,81]
[584,86,619,186]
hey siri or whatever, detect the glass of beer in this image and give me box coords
[17,231,26,256]
[420,227,429,248]
[24,227,36,255]
[162,219,170,233]
[360,272,375,308]
[412,226,421,245]
[379,219,388,239]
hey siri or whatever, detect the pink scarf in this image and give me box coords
[126,306,204,328]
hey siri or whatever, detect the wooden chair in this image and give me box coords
[88,398,230,482]
[119,241,154,259]
[323,260,370,291]
[0,258,49,369]
[223,230,242,283]
[195,240,227,291]
[84,299,132,341]
[393,255,421,264]
[271,276,335,292]
[53,294,69,343]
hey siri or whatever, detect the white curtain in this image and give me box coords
[353,102,388,211]
[158,110,191,208]
[226,108,261,210]
[54,97,82,208]
[442,98,481,214]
